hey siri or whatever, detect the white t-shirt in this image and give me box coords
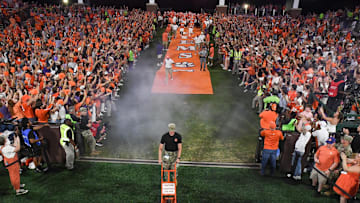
[188,27,193,34]
[326,122,337,133]
[199,34,205,42]
[312,128,329,146]
[50,111,59,122]
[172,24,178,32]
[195,36,202,44]
[272,76,281,85]
[295,132,311,153]
[1,145,16,159]
[165,58,174,69]
[59,105,66,120]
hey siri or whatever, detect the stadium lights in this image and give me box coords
[243,4,249,14]
[63,0,69,5]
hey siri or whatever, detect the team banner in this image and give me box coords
[151,28,213,94]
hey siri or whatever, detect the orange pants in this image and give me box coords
[4,155,20,191]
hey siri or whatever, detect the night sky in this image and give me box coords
[31,0,359,13]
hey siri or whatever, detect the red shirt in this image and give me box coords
[91,122,100,137]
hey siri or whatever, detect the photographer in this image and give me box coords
[20,118,48,172]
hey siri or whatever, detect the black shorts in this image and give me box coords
[31,146,42,157]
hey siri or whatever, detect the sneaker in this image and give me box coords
[244,89,248,93]
[293,176,301,180]
[91,151,101,156]
[323,191,333,196]
[239,82,244,86]
[96,142,103,147]
[322,184,330,189]
[16,189,29,196]
[35,168,43,173]
[42,167,49,172]
[20,184,25,188]
[228,69,232,72]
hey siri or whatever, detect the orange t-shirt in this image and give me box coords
[315,145,340,171]
[259,110,278,129]
[209,47,214,58]
[260,129,284,150]
[248,66,256,76]
[22,102,35,118]
[35,109,50,123]
[162,32,168,42]
[13,102,24,119]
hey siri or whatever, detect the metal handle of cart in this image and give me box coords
[161,163,177,203]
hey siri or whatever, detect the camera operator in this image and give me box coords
[20,118,49,172]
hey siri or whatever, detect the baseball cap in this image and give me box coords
[326,137,336,144]
[342,135,353,143]
[168,123,176,131]
[80,107,87,112]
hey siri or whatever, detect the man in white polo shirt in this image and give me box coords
[164,55,174,85]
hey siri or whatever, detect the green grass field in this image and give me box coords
[0,162,337,202]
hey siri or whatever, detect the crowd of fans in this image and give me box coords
[0,0,157,175]
[210,6,360,202]
[1,0,360,200]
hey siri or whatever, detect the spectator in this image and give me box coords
[312,121,330,147]
[292,124,312,180]
[334,153,360,203]
[351,125,360,153]
[310,137,339,194]
[260,121,284,176]
[79,107,98,155]
[336,133,353,158]
[0,135,28,195]
[259,104,278,129]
